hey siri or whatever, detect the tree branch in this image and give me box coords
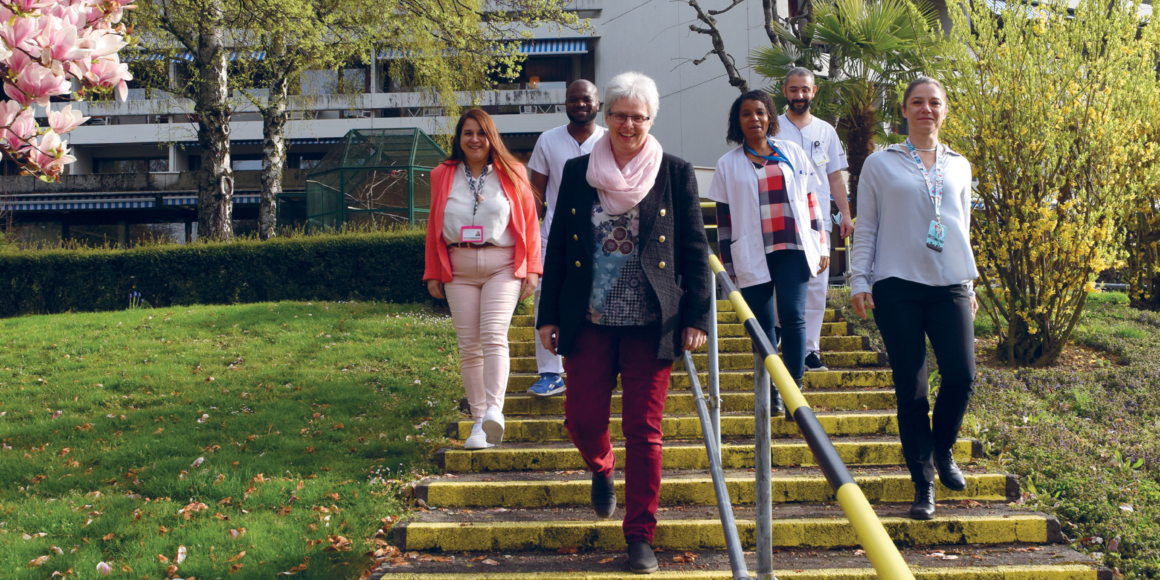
[684,0,749,93]
[707,0,745,16]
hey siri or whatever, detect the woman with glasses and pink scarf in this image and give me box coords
[536,71,712,575]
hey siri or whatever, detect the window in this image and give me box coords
[299,67,368,96]
[489,56,571,90]
[96,159,169,174]
[232,159,263,171]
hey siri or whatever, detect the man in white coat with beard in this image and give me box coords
[525,79,606,396]
[775,68,854,372]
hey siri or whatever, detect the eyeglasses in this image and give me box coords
[607,112,651,125]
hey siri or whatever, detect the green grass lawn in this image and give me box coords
[0,301,461,579]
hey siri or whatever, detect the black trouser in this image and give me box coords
[872,277,976,484]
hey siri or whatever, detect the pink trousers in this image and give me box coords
[445,246,522,421]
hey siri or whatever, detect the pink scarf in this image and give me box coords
[585,133,663,216]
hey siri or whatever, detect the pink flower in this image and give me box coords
[24,131,75,178]
[0,9,41,53]
[4,64,71,107]
[0,101,25,148]
[79,29,125,58]
[6,108,38,147]
[96,561,112,576]
[41,21,91,63]
[7,0,54,16]
[83,57,132,101]
[49,104,88,134]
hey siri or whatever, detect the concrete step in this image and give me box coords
[449,411,908,443]
[508,335,871,356]
[509,310,839,328]
[506,351,885,374]
[371,546,1100,579]
[497,388,896,416]
[435,437,974,473]
[506,369,894,393]
[417,467,1016,508]
[394,504,1065,552]
[509,321,851,341]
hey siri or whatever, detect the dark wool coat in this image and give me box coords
[536,153,713,361]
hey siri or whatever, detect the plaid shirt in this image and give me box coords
[718,160,827,276]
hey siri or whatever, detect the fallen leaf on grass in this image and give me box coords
[176,546,187,563]
[672,553,698,563]
[58,448,71,457]
[228,528,246,539]
[327,493,341,501]
[101,533,115,541]
[325,536,352,552]
[28,556,50,567]
[277,559,310,576]
[251,473,267,484]
[50,546,63,555]
[275,506,292,516]
[177,502,209,520]
[226,551,246,563]
[230,563,243,573]
[191,457,205,468]
[157,554,169,563]
[96,562,112,576]
[23,532,47,540]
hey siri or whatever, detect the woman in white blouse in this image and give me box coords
[424,109,542,449]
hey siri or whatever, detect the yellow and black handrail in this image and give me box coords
[708,254,914,580]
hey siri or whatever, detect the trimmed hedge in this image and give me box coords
[0,230,429,317]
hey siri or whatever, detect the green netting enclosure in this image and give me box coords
[306,128,448,228]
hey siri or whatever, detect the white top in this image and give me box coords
[707,142,828,289]
[527,124,606,241]
[441,164,515,247]
[849,144,978,296]
[775,114,849,202]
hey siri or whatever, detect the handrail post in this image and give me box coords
[709,275,721,456]
[754,352,773,579]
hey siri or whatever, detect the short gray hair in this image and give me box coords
[604,71,660,120]
[785,67,815,84]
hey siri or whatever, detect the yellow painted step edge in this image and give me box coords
[378,564,1099,580]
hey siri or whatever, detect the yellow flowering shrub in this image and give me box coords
[939,0,1160,366]
[1126,120,1160,309]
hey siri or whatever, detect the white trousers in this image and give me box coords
[534,237,565,374]
[804,263,830,354]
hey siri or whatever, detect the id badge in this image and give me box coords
[460,225,484,243]
[926,221,945,253]
[812,148,830,167]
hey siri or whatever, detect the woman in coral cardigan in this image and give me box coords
[424,109,542,450]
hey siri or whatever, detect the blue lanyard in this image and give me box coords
[903,139,948,225]
[745,137,794,174]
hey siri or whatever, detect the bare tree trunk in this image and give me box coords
[195,2,234,242]
[259,40,289,240]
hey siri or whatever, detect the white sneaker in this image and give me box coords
[464,423,493,450]
[482,406,505,446]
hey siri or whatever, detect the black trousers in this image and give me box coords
[872,277,976,484]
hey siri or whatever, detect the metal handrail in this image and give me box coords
[708,254,915,580]
[682,352,749,579]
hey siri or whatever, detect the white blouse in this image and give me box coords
[441,163,515,247]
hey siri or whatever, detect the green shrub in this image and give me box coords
[0,229,429,317]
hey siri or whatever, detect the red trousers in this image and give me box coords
[563,323,673,544]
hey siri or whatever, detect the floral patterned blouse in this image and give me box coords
[586,201,661,326]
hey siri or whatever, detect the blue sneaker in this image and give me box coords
[527,373,566,396]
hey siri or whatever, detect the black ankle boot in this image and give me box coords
[627,541,658,574]
[770,383,785,415]
[935,449,967,491]
[591,472,616,519]
[909,481,936,520]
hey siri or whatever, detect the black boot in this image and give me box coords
[909,481,936,520]
[935,449,967,491]
[591,472,616,519]
[770,381,785,415]
[627,541,658,574]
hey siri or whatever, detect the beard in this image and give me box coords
[567,109,596,125]
[789,98,811,114]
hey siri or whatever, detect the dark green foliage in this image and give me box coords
[0,230,429,317]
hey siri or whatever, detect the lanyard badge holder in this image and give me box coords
[745,137,795,174]
[461,164,489,245]
[904,139,949,253]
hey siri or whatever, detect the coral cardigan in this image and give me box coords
[423,160,542,283]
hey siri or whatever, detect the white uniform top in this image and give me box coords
[527,124,606,241]
[441,164,515,247]
[775,114,849,202]
[707,143,828,288]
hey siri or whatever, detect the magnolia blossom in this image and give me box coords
[49,104,88,134]
[0,0,132,180]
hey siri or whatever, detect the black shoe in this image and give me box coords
[768,382,794,421]
[909,481,936,520]
[627,541,658,574]
[591,472,616,519]
[804,352,829,372]
[935,449,968,491]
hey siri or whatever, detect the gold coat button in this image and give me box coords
[572,208,576,215]
[575,261,582,268]
[659,261,666,269]
[573,234,578,241]
[660,209,666,216]
[658,235,666,243]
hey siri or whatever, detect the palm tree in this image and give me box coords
[750,0,944,207]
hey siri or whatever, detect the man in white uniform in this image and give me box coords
[775,67,854,372]
[525,79,606,396]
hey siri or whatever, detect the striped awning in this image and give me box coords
[378,38,587,59]
[161,51,267,62]
[2,194,263,212]
[177,138,343,147]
